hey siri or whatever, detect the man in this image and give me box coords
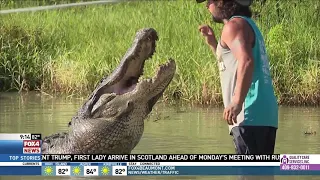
[197,0,278,155]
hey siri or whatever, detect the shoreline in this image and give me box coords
[0,91,319,107]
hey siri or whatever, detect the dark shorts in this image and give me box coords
[230,126,277,154]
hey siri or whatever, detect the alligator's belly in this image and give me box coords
[84,123,145,154]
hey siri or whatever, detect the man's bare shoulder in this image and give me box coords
[221,18,255,53]
[221,18,254,49]
[222,18,248,39]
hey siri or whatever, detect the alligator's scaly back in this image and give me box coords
[41,28,176,154]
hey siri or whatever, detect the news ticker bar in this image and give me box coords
[1,154,320,163]
[2,165,320,176]
[0,154,276,162]
[0,154,280,162]
[41,154,280,162]
[0,154,320,176]
[0,161,280,166]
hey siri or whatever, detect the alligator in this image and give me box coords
[41,28,176,154]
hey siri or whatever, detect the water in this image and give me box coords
[0,92,319,180]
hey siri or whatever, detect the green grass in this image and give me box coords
[0,0,319,106]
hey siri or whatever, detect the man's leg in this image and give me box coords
[252,127,277,180]
[254,126,277,154]
[231,126,257,154]
[231,126,277,154]
[231,126,257,180]
[231,126,277,180]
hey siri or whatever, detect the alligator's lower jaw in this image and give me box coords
[118,59,175,95]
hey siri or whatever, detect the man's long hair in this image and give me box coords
[213,0,252,19]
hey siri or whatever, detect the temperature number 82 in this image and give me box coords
[115,169,126,174]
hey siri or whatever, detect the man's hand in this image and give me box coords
[198,25,217,51]
[223,102,242,125]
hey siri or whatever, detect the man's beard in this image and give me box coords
[212,15,223,23]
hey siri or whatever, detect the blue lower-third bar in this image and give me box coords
[127,166,320,176]
[0,166,41,175]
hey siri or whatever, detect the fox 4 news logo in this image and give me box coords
[23,140,41,154]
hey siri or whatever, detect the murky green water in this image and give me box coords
[0,92,319,180]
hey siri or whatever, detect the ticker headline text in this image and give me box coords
[41,154,280,162]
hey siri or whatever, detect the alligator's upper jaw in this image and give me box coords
[85,28,160,116]
[104,28,159,96]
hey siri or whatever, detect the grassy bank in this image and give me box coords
[0,0,319,105]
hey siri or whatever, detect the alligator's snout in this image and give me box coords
[99,28,162,97]
[150,30,158,41]
[137,28,158,41]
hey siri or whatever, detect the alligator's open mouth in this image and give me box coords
[104,28,175,98]
[71,28,177,121]
[109,58,175,113]
[113,59,175,96]
[79,28,176,118]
